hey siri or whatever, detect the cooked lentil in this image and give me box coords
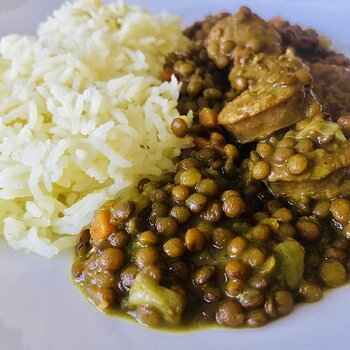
[72,6,350,331]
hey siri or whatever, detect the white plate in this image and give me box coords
[1,1,350,349]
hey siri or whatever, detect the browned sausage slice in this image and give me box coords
[218,52,312,143]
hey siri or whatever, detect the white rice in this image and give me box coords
[0,0,192,257]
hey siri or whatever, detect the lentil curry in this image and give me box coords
[71,7,350,329]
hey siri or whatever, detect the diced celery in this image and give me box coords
[273,239,305,289]
[128,273,185,325]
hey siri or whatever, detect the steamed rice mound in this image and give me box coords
[0,0,192,257]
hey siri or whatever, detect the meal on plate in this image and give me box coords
[1,0,350,330]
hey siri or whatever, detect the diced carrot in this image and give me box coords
[163,67,174,82]
[268,16,287,29]
[199,108,218,129]
[101,200,115,211]
[90,209,115,245]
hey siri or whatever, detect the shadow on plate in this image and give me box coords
[1,0,27,11]
[0,319,27,350]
